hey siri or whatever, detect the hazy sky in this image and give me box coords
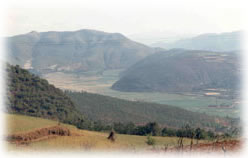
[2,0,245,37]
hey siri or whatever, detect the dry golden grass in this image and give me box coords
[5,114,76,135]
[5,114,208,152]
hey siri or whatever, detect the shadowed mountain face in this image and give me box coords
[151,31,242,52]
[112,49,240,92]
[6,29,155,74]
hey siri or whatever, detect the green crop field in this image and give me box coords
[43,70,240,118]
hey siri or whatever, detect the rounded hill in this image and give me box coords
[112,49,240,92]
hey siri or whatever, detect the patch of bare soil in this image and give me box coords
[188,140,242,152]
[6,125,80,145]
[147,139,242,154]
[170,139,242,153]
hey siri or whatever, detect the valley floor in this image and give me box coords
[42,70,240,118]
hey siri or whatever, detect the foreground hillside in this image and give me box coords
[112,49,240,93]
[6,29,155,74]
[6,114,241,153]
[5,114,200,151]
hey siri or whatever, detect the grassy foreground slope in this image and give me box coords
[6,114,206,151]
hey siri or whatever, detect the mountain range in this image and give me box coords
[6,29,155,74]
[150,31,242,52]
[6,30,241,76]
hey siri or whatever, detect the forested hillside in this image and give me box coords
[6,64,90,128]
[66,91,224,129]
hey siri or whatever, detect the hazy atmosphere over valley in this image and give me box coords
[0,0,247,157]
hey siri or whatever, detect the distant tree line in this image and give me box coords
[82,121,219,140]
[80,120,240,140]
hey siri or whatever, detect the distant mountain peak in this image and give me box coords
[29,30,39,34]
[150,31,242,52]
[28,31,40,37]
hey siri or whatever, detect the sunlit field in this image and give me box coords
[6,114,209,152]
